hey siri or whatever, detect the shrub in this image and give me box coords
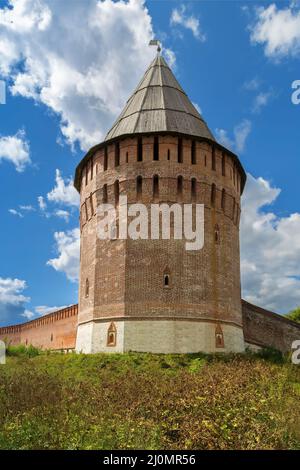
[286,307,300,324]
[6,344,41,358]
[254,347,285,364]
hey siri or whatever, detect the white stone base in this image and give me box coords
[244,341,263,352]
[76,319,245,354]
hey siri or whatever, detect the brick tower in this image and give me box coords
[74,53,247,353]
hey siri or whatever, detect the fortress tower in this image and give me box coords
[74,54,247,353]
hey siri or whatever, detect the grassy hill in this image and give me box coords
[0,348,299,450]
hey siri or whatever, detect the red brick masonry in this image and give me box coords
[0,301,299,352]
[242,300,300,352]
[0,305,78,351]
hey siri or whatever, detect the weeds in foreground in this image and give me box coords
[0,351,299,450]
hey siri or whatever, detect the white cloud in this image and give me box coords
[37,196,47,211]
[0,277,31,325]
[234,120,252,152]
[19,205,35,211]
[216,119,252,153]
[252,90,273,113]
[47,228,80,282]
[0,130,30,172]
[215,129,234,151]
[21,309,34,320]
[250,3,300,59]
[0,0,52,34]
[35,305,67,316]
[192,102,202,115]
[163,48,176,69]
[12,171,78,221]
[0,0,162,151]
[47,169,79,207]
[243,77,274,114]
[0,277,29,306]
[243,78,261,91]
[20,305,67,320]
[241,174,300,313]
[9,208,23,218]
[170,4,205,41]
[54,209,70,222]
[9,204,36,218]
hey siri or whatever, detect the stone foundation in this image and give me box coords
[75,318,245,354]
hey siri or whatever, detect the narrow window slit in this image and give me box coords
[191,140,196,164]
[136,176,142,200]
[178,138,183,163]
[153,175,159,200]
[153,136,159,161]
[138,138,143,162]
[211,184,216,207]
[191,178,197,202]
[115,142,120,167]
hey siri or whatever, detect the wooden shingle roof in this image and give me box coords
[105,54,215,141]
[74,54,247,193]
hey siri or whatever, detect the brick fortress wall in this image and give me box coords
[0,305,78,350]
[242,300,300,352]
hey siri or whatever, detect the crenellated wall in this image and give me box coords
[0,305,78,351]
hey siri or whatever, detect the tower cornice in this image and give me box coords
[74,132,247,193]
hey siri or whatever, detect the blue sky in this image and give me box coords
[0,0,300,326]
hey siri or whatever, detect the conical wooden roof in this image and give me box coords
[105,54,215,141]
[74,54,247,193]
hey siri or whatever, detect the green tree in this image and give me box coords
[285,306,300,323]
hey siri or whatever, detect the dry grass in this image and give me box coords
[0,350,299,449]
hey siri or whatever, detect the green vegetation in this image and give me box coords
[6,344,41,358]
[286,306,300,324]
[0,349,299,450]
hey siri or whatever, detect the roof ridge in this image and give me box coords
[131,59,156,135]
[158,56,167,132]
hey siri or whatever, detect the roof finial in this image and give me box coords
[149,39,161,54]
